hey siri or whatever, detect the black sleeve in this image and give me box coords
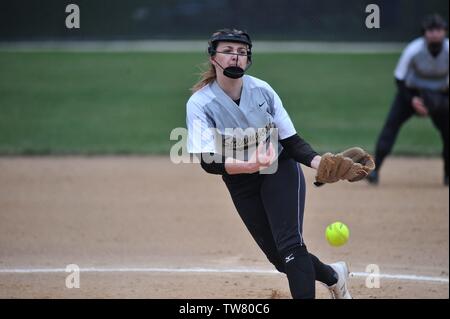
[396,78,419,105]
[279,133,319,167]
[195,153,228,175]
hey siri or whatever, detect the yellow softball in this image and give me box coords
[325,221,350,247]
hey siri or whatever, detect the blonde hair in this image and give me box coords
[190,61,217,93]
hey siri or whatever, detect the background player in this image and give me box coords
[186,28,374,299]
[367,14,449,186]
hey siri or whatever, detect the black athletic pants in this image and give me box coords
[374,91,449,178]
[222,157,336,299]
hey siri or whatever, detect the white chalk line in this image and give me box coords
[0,267,447,283]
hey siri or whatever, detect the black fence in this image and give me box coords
[0,0,448,41]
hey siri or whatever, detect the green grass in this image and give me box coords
[0,51,443,155]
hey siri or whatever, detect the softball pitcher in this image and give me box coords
[186,29,374,299]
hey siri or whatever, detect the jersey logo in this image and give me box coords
[258,101,266,107]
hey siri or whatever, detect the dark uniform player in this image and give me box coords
[186,29,373,299]
[368,14,449,186]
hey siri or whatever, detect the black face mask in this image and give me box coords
[212,56,252,79]
[223,66,245,79]
[428,41,443,57]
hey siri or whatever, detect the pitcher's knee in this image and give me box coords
[280,245,315,299]
[278,244,310,268]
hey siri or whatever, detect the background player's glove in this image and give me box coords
[420,89,449,116]
[314,147,375,185]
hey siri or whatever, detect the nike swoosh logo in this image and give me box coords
[258,101,266,107]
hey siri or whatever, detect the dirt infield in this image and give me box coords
[0,156,448,299]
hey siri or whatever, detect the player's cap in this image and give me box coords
[421,14,448,32]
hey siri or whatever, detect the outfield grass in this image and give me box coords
[0,51,443,155]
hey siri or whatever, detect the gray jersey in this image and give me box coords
[394,37,449,91]
[186,75,296,159]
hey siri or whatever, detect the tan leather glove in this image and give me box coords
[314,147,375,185]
